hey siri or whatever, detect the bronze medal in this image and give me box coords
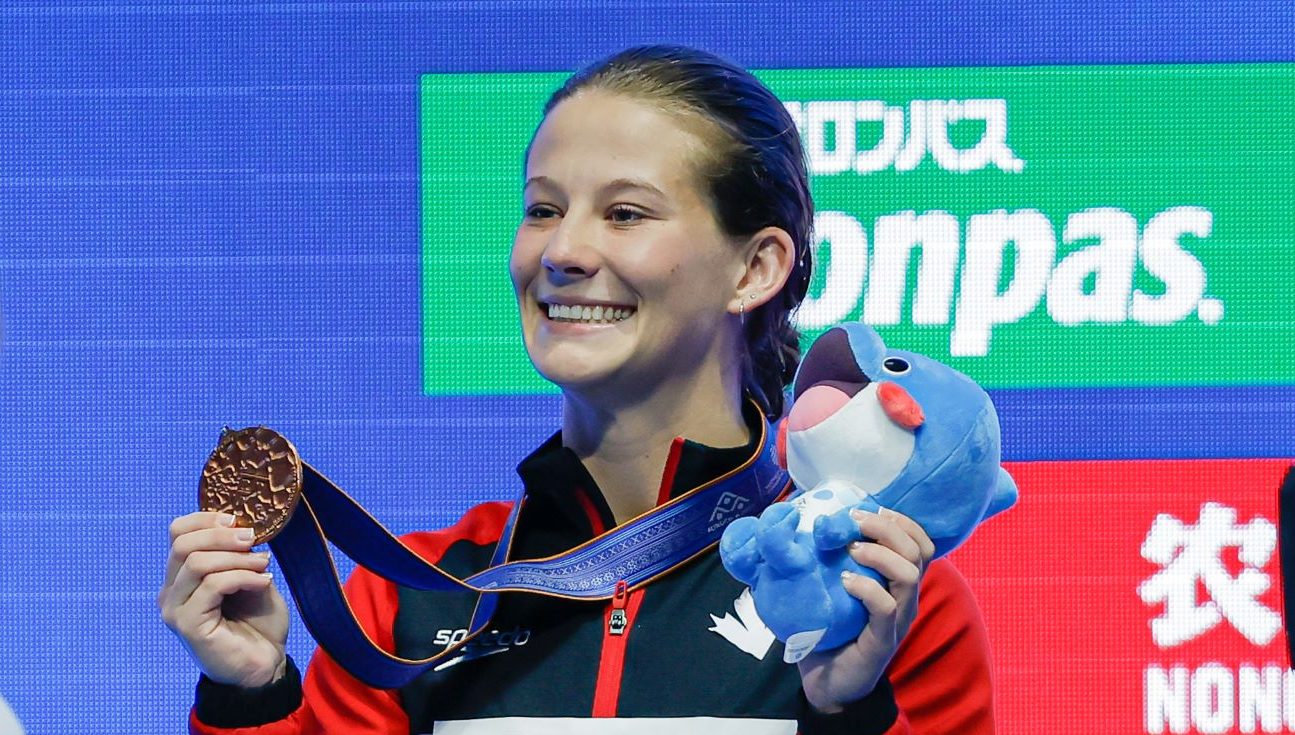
[198,426,303,544]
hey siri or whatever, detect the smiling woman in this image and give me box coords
[513,91,761,412]
[162,45,995,735]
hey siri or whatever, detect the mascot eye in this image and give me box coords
[882,357,911,375]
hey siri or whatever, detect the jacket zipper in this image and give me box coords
[592,580,645,716]
[608,580,629,635]
[592,437,681,715]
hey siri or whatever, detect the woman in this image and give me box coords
[160,45,995,734]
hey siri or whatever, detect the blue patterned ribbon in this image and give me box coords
[268,417,790,689]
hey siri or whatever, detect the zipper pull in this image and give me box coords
[608,580,629,636]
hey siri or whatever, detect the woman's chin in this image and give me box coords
[526,329,635,387]
[534,361,622,393]
[530,349,652,399]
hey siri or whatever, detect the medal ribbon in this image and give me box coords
[266,417,790,689]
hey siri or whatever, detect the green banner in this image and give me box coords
[422,64,1295,394]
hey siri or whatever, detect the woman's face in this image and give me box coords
[510,90,746,396]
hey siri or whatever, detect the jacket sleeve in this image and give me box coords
[797,675,909,735]
[886,557,996,733]
[796,557,994,735]
[188,563,409,735]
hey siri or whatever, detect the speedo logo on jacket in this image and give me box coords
[432,626,533,671]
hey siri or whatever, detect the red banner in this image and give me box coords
[952,459,1292,735]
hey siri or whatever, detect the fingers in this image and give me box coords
[844,531,921,641]
[160,512,264,613]
[164,514,257,587]
[850,508,933,571]
[879,507,936,567]
[846,541,919,590]
[840,571,899,645]
[162,569,276,635]
[842,507,934,646]
[165,549,272,609]
[169,511,237,543]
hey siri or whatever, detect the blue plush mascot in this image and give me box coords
[719,322,1018,663]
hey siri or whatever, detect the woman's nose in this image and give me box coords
[540,217,600,282]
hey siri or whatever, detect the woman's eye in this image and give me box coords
[524,205,559,220]
[608,206,644,224]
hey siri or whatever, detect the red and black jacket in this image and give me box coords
[190,414,995,734]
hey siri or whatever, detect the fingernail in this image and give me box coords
[848,541,865,551]
[260,572,274,580]
[236,528,255,543]
[850,509,874,521]
[217,514,236,527]
[254,551,271,559]
[840,570,857,581]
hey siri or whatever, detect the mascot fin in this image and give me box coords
[982,467,1018,522]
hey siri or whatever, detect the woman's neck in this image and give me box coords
[560,373,749,524]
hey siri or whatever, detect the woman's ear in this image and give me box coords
[728,226,795,314]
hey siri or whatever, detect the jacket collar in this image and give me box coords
[515,400,766,539]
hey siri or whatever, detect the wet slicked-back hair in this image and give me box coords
[541,45,814,420]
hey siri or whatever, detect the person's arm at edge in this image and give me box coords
[184,500,516,734]
[796,674,911,735]
[795,558,992,735]
[886,558,996,734]
[187,561,408,735]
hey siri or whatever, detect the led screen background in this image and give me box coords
[1,3,1294,733]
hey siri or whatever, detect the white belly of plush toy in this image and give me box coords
[791,481,870,533]
[785,382,917,533]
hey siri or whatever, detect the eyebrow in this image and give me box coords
[602,178,669,200]
[524,175,669,201]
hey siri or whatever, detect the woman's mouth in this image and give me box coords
[542,301,636,325]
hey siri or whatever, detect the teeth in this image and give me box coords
[544,303,635,324]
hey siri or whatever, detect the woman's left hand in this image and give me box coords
[797,507,936,712]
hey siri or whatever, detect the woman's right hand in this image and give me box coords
[158,511,290,688]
